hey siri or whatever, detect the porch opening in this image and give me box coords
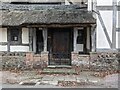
[76,28,87,54]
[36,29,44,53]
[47,28,73,65]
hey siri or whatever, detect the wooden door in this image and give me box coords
[48,28,71,65]
[53,30,69,55]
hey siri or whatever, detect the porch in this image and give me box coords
[28,26,92,66]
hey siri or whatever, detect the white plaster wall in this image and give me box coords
[65,0,70,5]
[96,11,113,49]
[116,32,120,48]
[97,0,113,6]
[116,11,120,49]
[0,45,7,51]
[10,46,29,52]
[117,0,120,5]
[116,11,120,28]
[0,28,7,42]
[88,0,92,11]
[22,28,29,44]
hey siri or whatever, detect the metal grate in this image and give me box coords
[49,52,71,65]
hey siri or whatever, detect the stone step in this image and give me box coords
[47,65,72,68]
[42,68,77,74]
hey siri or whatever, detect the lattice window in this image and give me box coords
[77,30,84,44]
[8,27,22,45]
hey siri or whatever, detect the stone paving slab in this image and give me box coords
[53,75,65,81]
[19,79,40,85]
[40,80,49,84]
[48,81,58,85]
[42,75,54,81]
[76,75,88,80]
[64,75,77,81]
[87,76,102,83]
[76,79,87,83]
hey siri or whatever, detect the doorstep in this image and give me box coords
[47,65,72,68]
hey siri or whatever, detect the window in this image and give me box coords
[11,29,19,41]
[8,27,22,44]
[77,30,84,44]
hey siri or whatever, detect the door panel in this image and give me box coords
[53,30,69,54]
[48,28,71,65]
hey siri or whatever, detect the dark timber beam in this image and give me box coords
[67,0,73,4]
[116,28,120,32]
[118,6,120,11]
[26,24,93,28]
[7,28,10,52]
[112,0,117,49]
[96,6,113,10]
[96,6,120,11]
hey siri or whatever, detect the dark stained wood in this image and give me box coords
[48,28,72,65]
[52,30,70,54]
[26,24,93,28]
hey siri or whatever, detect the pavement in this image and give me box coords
[1,71,119,88]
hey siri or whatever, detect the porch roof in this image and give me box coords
[0,3,96,26]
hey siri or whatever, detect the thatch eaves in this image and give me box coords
[0,3,96,26]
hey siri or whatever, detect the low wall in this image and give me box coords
[71,52,90,70]
[89,52,119,72]
[1,52,48,70]
[1,52,119,72]
[71,52,119,72]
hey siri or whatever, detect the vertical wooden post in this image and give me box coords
[91,26,96,52]
[33,28,36,53]
[86,27,90,51]
[29,28,33,52]
[7,28,10,52]
[43,28,47,52]
[73,27,78,52]
[112,0,117,49]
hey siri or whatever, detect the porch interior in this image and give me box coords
[34,27,91,66]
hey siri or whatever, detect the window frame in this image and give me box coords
[77,29,84,44]
[8,27,22,45]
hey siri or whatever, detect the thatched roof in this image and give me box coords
[0,3,96,26]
